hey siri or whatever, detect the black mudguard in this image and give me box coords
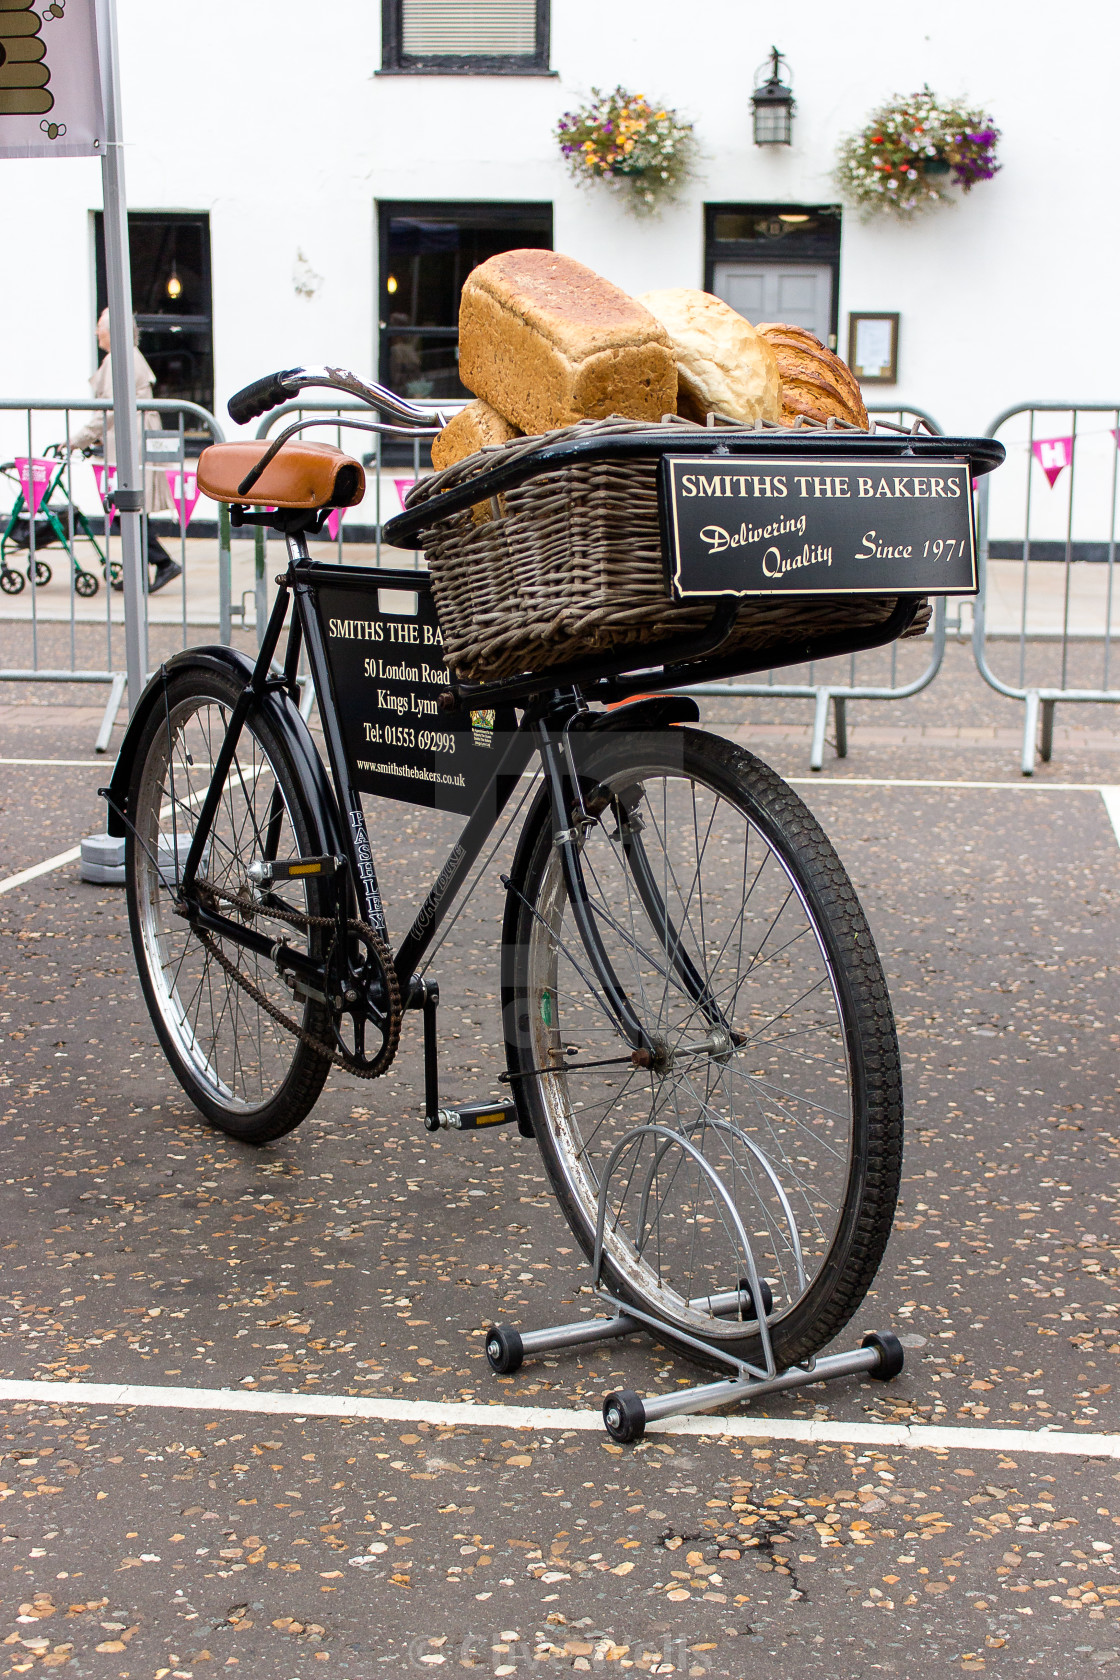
[101,646,346,867]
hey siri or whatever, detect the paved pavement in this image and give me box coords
[0,677,1119,1677]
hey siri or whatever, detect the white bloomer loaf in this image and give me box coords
[637,288,782,426]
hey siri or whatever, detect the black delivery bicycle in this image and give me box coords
[105,366,1002,1440]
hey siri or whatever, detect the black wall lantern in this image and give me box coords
[751,46,795,146]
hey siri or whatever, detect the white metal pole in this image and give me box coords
[97,0,147,712]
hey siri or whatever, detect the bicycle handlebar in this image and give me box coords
[227,365,443,430]
[227,369,302,425]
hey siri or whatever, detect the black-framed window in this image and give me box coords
[704,203,842,348]
[94,211,214,414]
[381,0,550,75]
[378,200,552,401]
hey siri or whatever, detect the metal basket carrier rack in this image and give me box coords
[104,365,1003,1442]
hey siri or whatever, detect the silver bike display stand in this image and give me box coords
[484,1119,905,1443]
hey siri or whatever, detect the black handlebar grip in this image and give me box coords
[227,369,301,425]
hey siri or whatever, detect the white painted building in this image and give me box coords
[1,0,1116,442]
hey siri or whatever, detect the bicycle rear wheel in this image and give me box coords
[503,728,903,1369]
[124,665,332,1143]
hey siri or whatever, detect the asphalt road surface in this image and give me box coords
[1,670,1119,1679]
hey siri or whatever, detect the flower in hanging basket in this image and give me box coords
[555,86,697,216]
[834,87,1001,218]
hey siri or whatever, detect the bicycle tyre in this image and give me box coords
[503,727,903,1370]
[124,664,332,1143]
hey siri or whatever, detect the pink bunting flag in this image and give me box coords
[393,477,415,513]
[1031,436,1072,488]
[91,461,117,508]
[326,506,345,542]
[165,468,202,530]
[14,456,54,517]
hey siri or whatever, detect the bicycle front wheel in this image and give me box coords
[504,728,903,1369]
[124,665,332,1143]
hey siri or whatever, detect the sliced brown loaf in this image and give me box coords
[636,288,782,425]
[458,250,677,434]
[755,323,869,429]
[431,399,521,472]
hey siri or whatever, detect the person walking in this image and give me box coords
[72,309,181,593]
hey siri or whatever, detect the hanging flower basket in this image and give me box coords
[834,87,1000,218]
[555,87,697,217]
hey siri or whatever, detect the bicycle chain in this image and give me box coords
[188,880,401,1079]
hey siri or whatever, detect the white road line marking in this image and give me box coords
[787,777,1108,792]
[1100,786,1120,851]
[0,758,104,768]
[0,846,81,896]
[0,1378,1117,1457]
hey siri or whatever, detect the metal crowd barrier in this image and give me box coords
[0,397,226,749]
[674,405,946,769]
[973,402,1120,774]
[247,401,450,659]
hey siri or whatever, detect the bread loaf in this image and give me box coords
[431,399,520,472]
[458,250,677,434]
[755,323,868,429]
[637,288,782,425]
[428,399,522,526]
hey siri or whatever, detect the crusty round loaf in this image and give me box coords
[637,288,782,425]
[755,323,869,429]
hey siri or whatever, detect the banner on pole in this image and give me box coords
[0,0,104,158]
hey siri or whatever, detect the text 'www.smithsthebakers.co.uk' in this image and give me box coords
[357,759,466,789]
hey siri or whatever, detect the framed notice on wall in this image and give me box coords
[848,313,899,385]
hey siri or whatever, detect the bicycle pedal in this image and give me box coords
[248,854,345,885]
[427,1099,518,1132]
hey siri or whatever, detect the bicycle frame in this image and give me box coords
[171,529,693,1064]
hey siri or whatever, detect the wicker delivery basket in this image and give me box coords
[401,415,931,683]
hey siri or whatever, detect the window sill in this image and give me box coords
[375,65,557,77]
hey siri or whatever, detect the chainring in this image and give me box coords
[189,878,402,1080]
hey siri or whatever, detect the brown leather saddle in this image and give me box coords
[197,440,365,510]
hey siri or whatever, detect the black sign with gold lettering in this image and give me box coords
[314,571,516,815]
[660,455,977,599]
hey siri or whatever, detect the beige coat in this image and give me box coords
[73,350,174,514]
